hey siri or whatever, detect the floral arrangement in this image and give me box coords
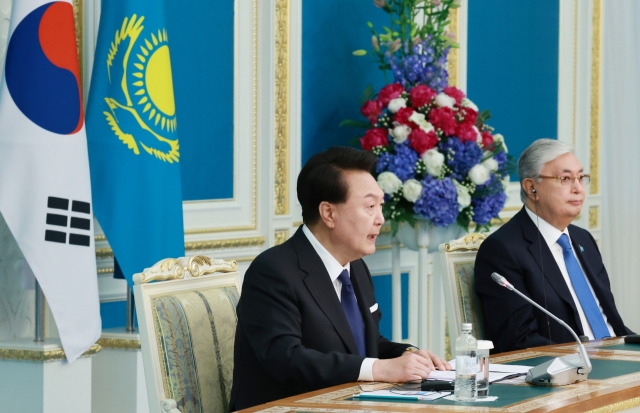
[349,0,511,233]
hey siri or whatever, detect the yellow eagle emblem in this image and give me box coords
[103,15,179,163]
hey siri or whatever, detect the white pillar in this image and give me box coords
[0,338,99,413]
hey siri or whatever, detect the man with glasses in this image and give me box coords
[475,139,632,353]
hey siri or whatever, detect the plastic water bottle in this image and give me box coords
[454,323,477,401]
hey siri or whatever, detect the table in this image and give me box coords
[236,338,640,412]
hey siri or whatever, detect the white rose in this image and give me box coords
[493,133,508,153]
[468,164,490,185]
[389,124,411,144]
[482,157,499,172]
[435,92,456,109]
[409,112,434,133]
[461,97,479,112]
[387,97,407,113]
[453,180,471,211]
[402,179,423,203]
[377,171,402,195]
[421,148,445,177]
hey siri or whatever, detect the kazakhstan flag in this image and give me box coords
[86,0,184,284]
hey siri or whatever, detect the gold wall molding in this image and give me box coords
[589,205,599,229]
[97,268,113,274]
[274,229,289,246]
[590,0,602,194]
[96,237,265,259]
[586,397,640,413]
[447,8,459,88]
[274,0,290,215]
[0,344,101,362]
[97,337,141,350]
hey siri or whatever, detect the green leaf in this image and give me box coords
[339,119,371,129]
[359,84,375,105]
[352,50,368,56]
[367,21,374,28]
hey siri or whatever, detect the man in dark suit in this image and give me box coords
[475,139,632,354]
[230,147,449,410]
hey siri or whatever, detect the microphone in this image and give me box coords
[491,272,592,386]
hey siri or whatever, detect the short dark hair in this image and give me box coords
[297,146,377,226]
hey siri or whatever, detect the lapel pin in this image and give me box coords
[579,245,584,252]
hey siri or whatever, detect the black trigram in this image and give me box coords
[44,196,91,247]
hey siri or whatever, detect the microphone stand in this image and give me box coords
[491,272,592,386]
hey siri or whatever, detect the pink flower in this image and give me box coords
[361,100,382,125]
[378,83,404,106]
[360,128,389,150]
[409,129,439,155]
[428,107,457,136]
[409,84,437,108]
[444,86,466,104]
[456,122,478,143]
[394,107,418,129]
[481,131,494,147]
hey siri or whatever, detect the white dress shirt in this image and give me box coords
[302,225,376,381]
[525,207,615,339]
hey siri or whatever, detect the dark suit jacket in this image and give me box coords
[474,208,632,354]
[230,227,409,411]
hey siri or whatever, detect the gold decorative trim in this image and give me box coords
[274,0,290,215]
[444,233,486,252]
[447,7,459,87]
[572,0,578,147]
[97,337,141,350]
[95,234,106,242]
[72,0,83,88]
[589,205,599,229]
[0,344,101,362]
[585,397,640,413]
[98,268,113,274]
[292,221,303,228]
[96,237,266,259]
[231,256,255,263]
[274,229,289,246]
[138,258,184,283]
[590,0,602,194]
[187,256,238,277]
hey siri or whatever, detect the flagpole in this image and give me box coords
[125,284,136,332]
[34,280,45,342]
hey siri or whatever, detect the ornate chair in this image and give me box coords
[435,233,486,357]
[133,256,240,413]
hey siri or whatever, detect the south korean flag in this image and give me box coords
[0,0,101,362]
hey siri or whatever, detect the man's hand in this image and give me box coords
[371,349,451,382]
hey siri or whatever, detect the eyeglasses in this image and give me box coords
[538,174,590,186]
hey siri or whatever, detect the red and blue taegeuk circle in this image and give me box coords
[5,2,83,135]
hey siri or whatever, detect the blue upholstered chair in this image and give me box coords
[133,256,240,413]
[436,233,486,357]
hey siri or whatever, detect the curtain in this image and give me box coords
[601,0,640,332]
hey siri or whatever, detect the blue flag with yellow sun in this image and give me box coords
[86,0,184,284]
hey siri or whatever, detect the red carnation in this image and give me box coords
[456,123,478,143]
[409,129,438,155]
[444,86,466,104]
[481,131,494,147]
[378,83,404,106]
[428,107,457,136]
[461,108,478,126]
[360,128,389,151]
[361,99,383,125]
[409,85,436,108]
[394,107,417,128]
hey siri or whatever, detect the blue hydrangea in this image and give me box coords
[439,138,483,181]
[494,151,508,174]
[413,176,459,227]
[375,151,392,174]
[387,38,449,92]
[386,142,419,181]
[475,173,503,193]
[472,191,507,226]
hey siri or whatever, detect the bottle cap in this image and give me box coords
[461,323,472,332]
[477,340,494,350]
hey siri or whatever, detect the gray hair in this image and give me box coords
[518,139,574,202]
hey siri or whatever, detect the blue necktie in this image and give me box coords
[338,269,366,356]
[557,234,610,339]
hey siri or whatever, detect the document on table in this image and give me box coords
[356,390,450,401]
[426,361,531,383]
